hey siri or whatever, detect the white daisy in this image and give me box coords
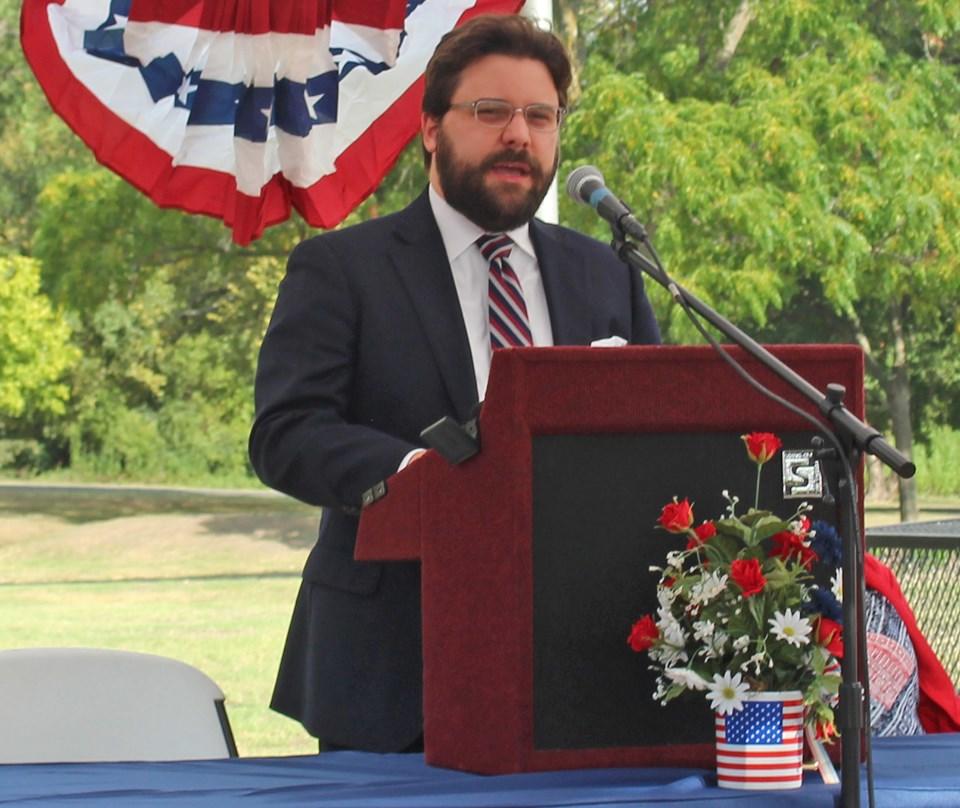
[831,568,844,601]
[656,606,680,629]
[703,630,729,660]
[655,619,689,666]
[732,635,751,652]
[691,571,728,605]
[660,621,688,647]
[769,608,813,647]
[693,620,715,641]
[664,667,710,691]
[657,586,677,609]
[707,671,750,715]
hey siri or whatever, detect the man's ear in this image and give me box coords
[421,111,440,156]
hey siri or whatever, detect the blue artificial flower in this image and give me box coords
[804,585,843,623]
[810,520,842,567]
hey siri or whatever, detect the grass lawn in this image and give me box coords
[2,482,958,757]
[0,484,319,758]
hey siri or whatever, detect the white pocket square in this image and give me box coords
[590,335,628,347]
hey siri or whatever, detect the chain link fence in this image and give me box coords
[867,519,960,690]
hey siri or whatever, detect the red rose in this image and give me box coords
[730,557,767,597]
[742,432,783,465]
[817,616,844,658]
[658,498,694,533]
[799,545,818,569]
[771,530,802,559]
[815,719,838,742]
[770,530,819,570]
[687,520,717,550]
[627,615,659,652]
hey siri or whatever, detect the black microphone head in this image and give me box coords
[566,165,605,205]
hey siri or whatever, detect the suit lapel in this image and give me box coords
[531,220,593,345]
[389,192,479,421]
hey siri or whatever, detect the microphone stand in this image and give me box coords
[610,229,915,808]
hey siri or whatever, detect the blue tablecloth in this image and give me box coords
[2,735,958,807]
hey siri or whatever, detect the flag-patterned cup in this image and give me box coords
[715,691,804,789]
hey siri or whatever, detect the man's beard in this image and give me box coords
[434,129,558,232]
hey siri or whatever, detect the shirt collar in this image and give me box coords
[428,184,536,263]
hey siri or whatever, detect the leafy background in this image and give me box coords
[2,0,958,513]
[1,0,959,758]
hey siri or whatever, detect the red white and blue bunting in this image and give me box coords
[21,0,523,244]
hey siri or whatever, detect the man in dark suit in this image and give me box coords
[249,13,660,753]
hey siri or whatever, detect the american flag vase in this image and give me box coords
[715,690,804,790]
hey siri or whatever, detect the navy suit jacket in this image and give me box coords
[250,190,660,751]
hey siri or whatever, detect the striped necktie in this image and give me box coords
[476,233,533,349]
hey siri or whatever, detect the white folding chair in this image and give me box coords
[0,647,238,763]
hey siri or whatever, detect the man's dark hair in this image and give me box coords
[421,14,571,166]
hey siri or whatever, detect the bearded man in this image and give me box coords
[249,13,660,754]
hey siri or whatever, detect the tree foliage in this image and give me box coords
[560,0,960,516]
[0,0,429,483]
[0,255,77,425]
[1,0,958,508]
[29,165,308,481]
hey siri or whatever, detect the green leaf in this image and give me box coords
[0,256,79,424]
[715,517,751,542]
[753,515,793,541]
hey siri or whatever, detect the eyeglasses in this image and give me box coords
[447,98,566,132]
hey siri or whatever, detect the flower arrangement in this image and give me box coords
[627,432,844,736]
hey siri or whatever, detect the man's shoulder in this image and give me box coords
[532,219,619,262]
[294,193,432,255]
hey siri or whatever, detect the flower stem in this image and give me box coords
[754,464,762,510]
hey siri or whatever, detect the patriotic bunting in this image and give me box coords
[21,0,523,244]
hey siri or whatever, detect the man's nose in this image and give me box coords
[499,109,532,146]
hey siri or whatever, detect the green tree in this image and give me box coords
[4,0,425,483]
[561,0,960,519]
[0,0,92,252]
[29,167,305,481]
[0,255,78,463]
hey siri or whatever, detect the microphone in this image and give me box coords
[565,165,648,241]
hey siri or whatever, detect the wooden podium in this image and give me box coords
[355,345,864,774]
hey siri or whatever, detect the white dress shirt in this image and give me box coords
[428,185,554,401]
[397,188,555,472]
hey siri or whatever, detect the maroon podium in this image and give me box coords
[355,345,865,774]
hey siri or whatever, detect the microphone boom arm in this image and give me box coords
[613,230,907,808]
[614,236,914,477]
